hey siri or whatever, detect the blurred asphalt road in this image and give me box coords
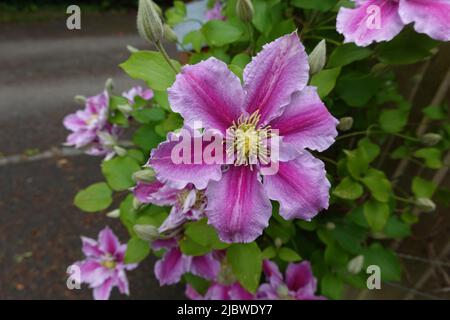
[0,12,184,299]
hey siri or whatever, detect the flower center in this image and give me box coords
[87,114,99,126]
[226,111,271,167]
[277,285,294,300]
[101,254,116,269]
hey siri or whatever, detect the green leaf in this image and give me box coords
[229,64,244,80]
[379,109,408,133]
[310,67,341,98]
[252,0,281,35]
[333,177,364,200]
[292,0,336,11]
[179,237,211,256]
[363,199,390,232]
[345,148,369,179]
[262,246,277,259]
[154,113,183,137]
[165,1,186,25]
[132,107,166,124]
[183,273,210,295]
[422,105,447,120]
[361,169,392,203]
[414,148,442,169]
[336,71,381,107]
[328,44,372,68]
[331,223,366,254]
[133,125,163,152]
[278,247,302,262]
[324,243,348,267]
[120,51,180,91]
[102,157,141,191]
[384,216,411,239]
[358,138,380,163]
[321,274,344,299]
[185,220,229,250]
[231,53,251,69]
[227,243,262,293]
[363,243,402,281]
[124,237,151,264]
[183,30,205,53]
[412,177,437,198]
[74,182,112,212]
[153,90,171,111]
[202,20,243,47]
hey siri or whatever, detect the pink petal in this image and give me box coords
[98,227,120,255]
[257,283,280,300]
[116,269,130,295]
[336,0,404,47]
[132,181,166,204]
[81,236,103,258]
[285,261,315,293]
[262,152,330,221]
[63,113,86,131]
[189,254,221,280]
[204,283,230,300]
[93,277,114,300]
[154,247,187,285]
[243,32,309,124]
[185,284,203,300]
[168,58,245,132]
[149,129,223,190]
[206,166,272,243]
[228,283,254,300]
[399,0,450,41]
[270,87,338,152]
[262,260,283,286]
[77,260,105,284]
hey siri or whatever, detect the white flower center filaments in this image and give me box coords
[226,111,271,167]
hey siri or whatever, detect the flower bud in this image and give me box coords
[132,168,156,183]
[347,255,364,274]
[117,104,133,114]
[106,209,120,218]
[105,78,114,92]
[134,224,159,241]
[415,198,436,213]
[74,95,86,105]
[163,24,178,43]
[133,197,143,210]
[420,133,442,146]
[98,131,116,147]
[308,39,326,75]
[338,117,354,131]
[236,0,254,23]
[127,45,139,53]
[326,222,335,230]
[274,237,283,248]
[137,0,164,44]
[114,146,127,157]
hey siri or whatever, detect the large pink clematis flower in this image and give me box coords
[63,90,120,159]
[257,260,325,300]
[149,32,338,243]
[186,282,254,300]
[72,227,138,300]
[337,0,450,47]
[153,239,221,285]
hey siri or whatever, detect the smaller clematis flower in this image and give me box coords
[153,239,221,286]
[186,282,254,300]
[337,0,450,47]
[257,260,325,300]
[122,86,154,104]
[205,1,226,21]
[71,227,138,300]
[63,90,121,159]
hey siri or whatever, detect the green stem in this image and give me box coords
[155,41,179,74]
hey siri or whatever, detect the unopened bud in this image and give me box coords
[117,104,133,114]
[137,0,164,44]
[134,224,159,241]
[74,95,86,104]
[338,117,354,131]
[347,255,364,274]
[308,39,326,75]
[132,168,156,183]
[105,78,114,92]
[133,197,143,210]
[326,222,336,230]
[127,45,139,53]
[106,209,120,218]
[114,146,127,157]
[415,198,436,213]
[98,131,116,147]
[274,237,283,248]
[236,0,254,23]
[420,133,442,146]
[163,24,178,43]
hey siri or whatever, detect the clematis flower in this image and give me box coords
[133,181,206,236]
[205,1,226,21]
[186,282,254,300]
[63,90,121,159]
[149,32,338,243]
[153,239,220,285]
[71,227,138,300]
[122,86,154,104]
[337,0,450,47]
[257,260,325,300]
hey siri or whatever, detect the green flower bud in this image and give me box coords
[163,24,178,43]
[420,133,442,146]
[106,209,120,218]
[137,0,164,44]
[74,95,86,105]
[117,104,133,114]
[127,45,139,53]
[105,78,114,92]
[415,198,436,213]
[114,146,127,157]
[134,224,159,241]
[338,117,354,131]
[133,197,143,210]
[132,168,156,183]
[236,0,254,23]
[274,237,283,248]
[347,255,364,274]
[308,39,326,75]
[97,131,116,147]
[326,222,336,230]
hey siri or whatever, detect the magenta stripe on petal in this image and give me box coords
[263,152,330,221]
[98,227,120,255]
[92,277,114,300]
[206,166,272,243]
[168,58,245,133]
[154,247,187,286]
[189,254,221,280]
[270,87,338,153]
[243,32,309,124]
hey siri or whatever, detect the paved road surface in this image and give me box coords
[0,12,184,299]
